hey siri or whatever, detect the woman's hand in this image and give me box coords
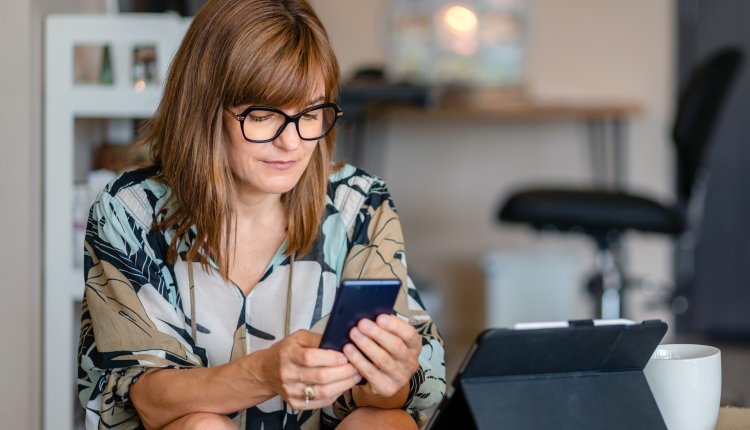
[344,314,421,404]
[259,330,361,410]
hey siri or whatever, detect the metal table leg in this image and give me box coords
[585,116,630,319]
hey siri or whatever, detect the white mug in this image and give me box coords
[643,344,722,430]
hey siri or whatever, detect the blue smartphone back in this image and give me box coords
[319,279,401,351]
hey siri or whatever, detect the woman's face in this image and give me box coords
[223,90,325,198]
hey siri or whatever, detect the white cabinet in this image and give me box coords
[44,14,190,430]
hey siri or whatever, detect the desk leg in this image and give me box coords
[611,118,628,190]
[337,114,376,172]
[351,115,367,168]
[587,119,608,187]
[586,117,630,318]
[587,118,628,190]
[350,113,389,177]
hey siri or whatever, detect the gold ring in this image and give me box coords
[304,385,315,403]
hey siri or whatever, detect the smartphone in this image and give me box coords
[319,278,401,352]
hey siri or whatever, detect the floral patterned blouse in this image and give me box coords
[77,164,446,429]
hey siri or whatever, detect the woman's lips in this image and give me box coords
[263,160,296,170]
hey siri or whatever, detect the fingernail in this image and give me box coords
[339,355,347,365]
[360,319,375,333]
[353,373,362,383]
[351,328,363,340]
[344,344,356,355]
[377,315,389,327]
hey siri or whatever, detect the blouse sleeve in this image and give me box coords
[328,176,447,425]
[77,187,205,429]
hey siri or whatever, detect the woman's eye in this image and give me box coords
[302,113,319,121]
[249,114,272,122]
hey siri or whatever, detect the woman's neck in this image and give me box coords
[233,188,285,226]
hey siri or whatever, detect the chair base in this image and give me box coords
[587,247,625,320]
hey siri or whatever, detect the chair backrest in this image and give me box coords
[673,47,743,205]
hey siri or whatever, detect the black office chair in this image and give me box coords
[498,47,743,320]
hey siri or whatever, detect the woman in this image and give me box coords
[76,0,445,429]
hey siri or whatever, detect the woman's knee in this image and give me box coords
[338,407,418,430]
[162,412,238,430]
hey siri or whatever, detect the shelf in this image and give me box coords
[64,86,162,117]
[44,13,191,430]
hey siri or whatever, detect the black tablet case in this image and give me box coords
[428,320,668,430]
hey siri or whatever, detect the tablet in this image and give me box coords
[427,319,668,430]
[319,279,401,352]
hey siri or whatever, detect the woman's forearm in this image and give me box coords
[131,349,276,430]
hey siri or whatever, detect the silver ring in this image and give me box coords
[304,385,315,403]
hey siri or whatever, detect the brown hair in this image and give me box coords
[141,0,340,279]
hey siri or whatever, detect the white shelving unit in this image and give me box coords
[44,14,190,430]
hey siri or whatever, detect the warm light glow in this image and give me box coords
[443,5,478,33]
[134,79,146,92]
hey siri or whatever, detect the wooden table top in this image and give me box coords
[342,82,642,121]
[717,407,750,429]
[388,95,642,121]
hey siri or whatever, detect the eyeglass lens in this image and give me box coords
[243,106,337,141]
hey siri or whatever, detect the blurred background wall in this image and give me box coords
[0,0,40,429]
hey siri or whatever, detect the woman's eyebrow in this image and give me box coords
[309,96,325,105]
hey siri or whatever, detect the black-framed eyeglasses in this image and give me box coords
[229,102,343,143]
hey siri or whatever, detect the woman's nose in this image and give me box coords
[273,122,302,150]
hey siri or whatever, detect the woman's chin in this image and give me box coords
[234,167,307,196]
[238,178,299,196]
[265,184,297,195]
